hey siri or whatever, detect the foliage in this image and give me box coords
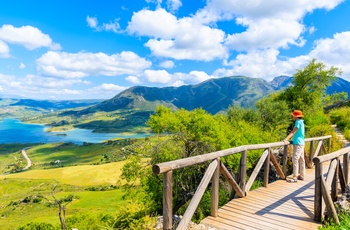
[328,107,350,140]
[254,94,290,134]
[113,201,156,229]
[324,92,348,107]
[279,58,342,113]
[18,222,57,230]
[65,212,115,230]
[319,211,350,230]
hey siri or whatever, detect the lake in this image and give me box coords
[0,118,149,144]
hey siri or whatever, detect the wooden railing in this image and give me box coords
[153,135,332,230]
[313,146,350,224]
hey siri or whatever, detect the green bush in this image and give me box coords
[18,222,57,230]
[66,213,115,230]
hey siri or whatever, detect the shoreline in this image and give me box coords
[0,118,151,145]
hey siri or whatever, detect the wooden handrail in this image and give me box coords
[313,146,350,223]
[153,135,332,175]
[155,135,332,229]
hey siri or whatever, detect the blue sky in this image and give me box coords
[1,0,350,100]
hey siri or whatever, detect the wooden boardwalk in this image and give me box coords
[201,167,322,230]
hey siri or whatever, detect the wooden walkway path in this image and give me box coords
[200,125,348,230]
[201,167,322,230]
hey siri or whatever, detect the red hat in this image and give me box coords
[291,110,303,118]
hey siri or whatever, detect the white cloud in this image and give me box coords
[36,51,152,79]
[0,73,16,83]
[213,49,310,80]
[309,31,350,80]
[86,16,98,28]
[159,60,175,68]
[126,68,213,86]
[92,83,127,92]
[0,40,10,58]
[167,0,182,12]
[0,25,61,50]
[128,8,227,61]
[0,73,99,99]
[19,63,26,69]
[126,75,142,84]
[144,69,172,84]
[86,16,120,33]
[23,74,83,88]
[225,18,305,51]
[196,0,343,52]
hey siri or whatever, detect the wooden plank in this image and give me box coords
[321,176,340,225]
[338,159,346,193]
[219,205,312,230]
[246,149,269,192]
[225,199,313,219]
[326,159,337,189]
[211,158,220,217]
[229,193,314,213]
[204,200,319,230]
[216,209,295,230]
[240,150,247,193]
[177,160,217,230]
[270,150,285,179]
[263,148,270,187]
[219,161,245,197]
[282,145,288,176]
[163,171,172,230]
[313,141,323,158]
[202,216,252,230]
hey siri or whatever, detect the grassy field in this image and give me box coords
[0,140,133,174]
[0,140,149,229]
[0,177,128,229]
[0,161,126,186]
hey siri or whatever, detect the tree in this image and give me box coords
[121,106,236,218]
[279,59,342,113]
[324,92,348,107]
[42,185,75,230]
[254,94,290,135]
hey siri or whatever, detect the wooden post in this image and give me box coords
[177,160,217,230]
[344,152,349,185]
[240,150,247,194]
[282,145,288,176]
[310,140,315,160]
[263,148,270,187]
[321,177,340,225]
[211,158,220,217]
[313,159,323,222]
[163,171,173,230]
[270,150,285,179]
[220,162,245,197]
[331,159,338,202]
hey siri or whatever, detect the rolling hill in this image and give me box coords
[3,75,350,133]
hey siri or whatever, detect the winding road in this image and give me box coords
[21,148,31,170]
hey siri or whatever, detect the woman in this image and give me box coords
[283,110,305,183]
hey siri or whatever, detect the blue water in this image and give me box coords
[0,118,149,144]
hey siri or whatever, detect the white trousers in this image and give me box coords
[292,144,305,178]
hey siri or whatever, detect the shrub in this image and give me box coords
[18,222,57,230]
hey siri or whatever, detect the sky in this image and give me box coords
[1,0,350,100]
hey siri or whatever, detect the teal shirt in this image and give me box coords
[292,119,305,145]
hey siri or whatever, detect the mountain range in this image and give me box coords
[2,75,350,133]
[69,75,349,115]
[4,75,350,116]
